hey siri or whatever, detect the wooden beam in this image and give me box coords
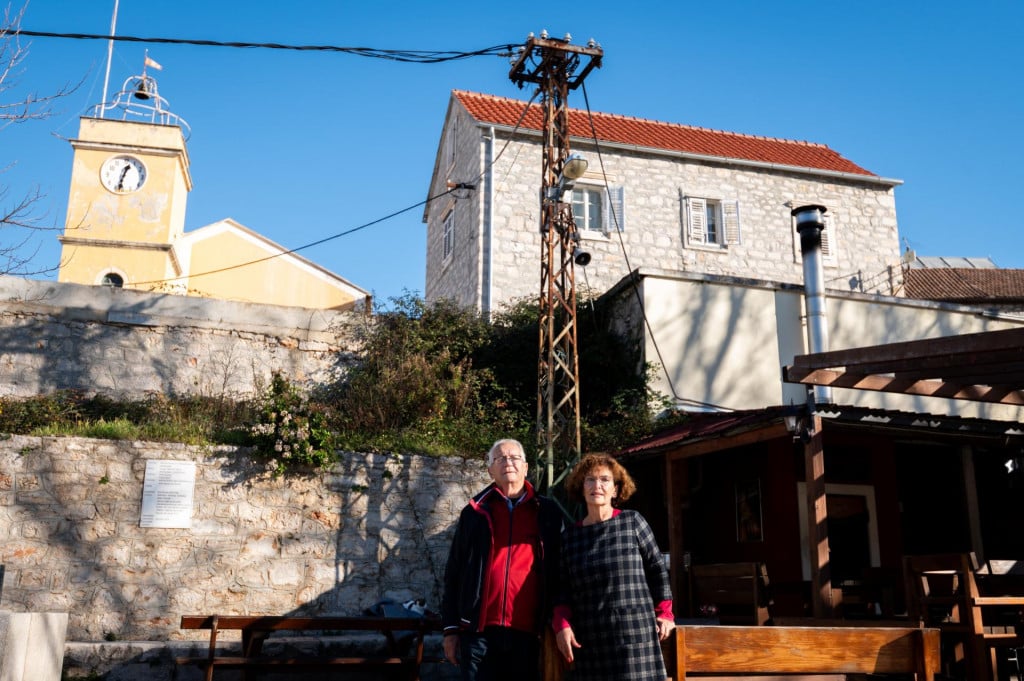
[666,422,790,462]
[784,367,1024,405]
[802,413,833,618]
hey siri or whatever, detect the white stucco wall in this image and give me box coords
[623,270,1024,422]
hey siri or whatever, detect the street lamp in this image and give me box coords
[547,153,589,202]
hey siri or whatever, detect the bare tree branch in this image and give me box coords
[1,2,79,276]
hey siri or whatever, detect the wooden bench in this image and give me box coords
[665,624,940,680]
[177,614,443,681]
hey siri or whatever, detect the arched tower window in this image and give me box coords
[100,272,124,288]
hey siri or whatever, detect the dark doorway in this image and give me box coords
[895,443,970,554]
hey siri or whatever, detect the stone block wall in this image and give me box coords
[0,434,491,643]
[0,275,366,399]
[424,106,903,312]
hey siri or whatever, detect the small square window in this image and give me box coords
[685,196,740,248]
[567,185,625,233]
[570,187,603,232]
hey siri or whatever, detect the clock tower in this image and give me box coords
[58,71,192,292]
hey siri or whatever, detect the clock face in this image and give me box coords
[100,155,147,194]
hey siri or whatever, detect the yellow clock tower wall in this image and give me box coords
[58,117,192,289]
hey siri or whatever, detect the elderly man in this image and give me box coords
[441,439,562,681]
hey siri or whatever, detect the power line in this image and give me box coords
[12,29,517,63]
[130,188,453,287]
[130,92,542,289]
[579,81,734,414]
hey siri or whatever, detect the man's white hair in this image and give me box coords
[487,438,525,465]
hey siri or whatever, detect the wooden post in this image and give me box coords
[802,413,834,617]
[665,456,688,611]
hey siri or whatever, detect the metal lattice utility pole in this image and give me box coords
[509,32,602,493]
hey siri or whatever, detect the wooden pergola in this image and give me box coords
[784,326,1024,406]
[782,325,1024,616]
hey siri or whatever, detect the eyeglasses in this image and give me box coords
[584,475,614,487]
[492,455,525,465]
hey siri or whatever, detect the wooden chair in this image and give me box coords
[838,566,901,619]
[903,552,1024,681]
[690,562,772,625]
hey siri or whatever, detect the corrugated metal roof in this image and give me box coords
[617,403,1024,458]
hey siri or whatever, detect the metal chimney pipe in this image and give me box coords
[792,204,832,404]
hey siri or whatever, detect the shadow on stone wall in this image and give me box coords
[0,276,361,400]
[0,435,487,680]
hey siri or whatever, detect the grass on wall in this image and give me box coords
[0,295,684,475]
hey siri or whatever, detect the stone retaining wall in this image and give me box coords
[0,275,366,399]
[0,434,491,671]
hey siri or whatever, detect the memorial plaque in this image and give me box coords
[140,460,196,528]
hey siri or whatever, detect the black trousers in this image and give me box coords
[460,626,540,681]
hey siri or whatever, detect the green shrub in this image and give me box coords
[0,391,84,432]
[0,294,674,482]
[247,372,337,476]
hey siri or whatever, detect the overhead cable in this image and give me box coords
[579,81,734,413]
[130,91,541,287]
[11,29,517,63]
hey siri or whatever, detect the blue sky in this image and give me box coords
[4,0,1023,305]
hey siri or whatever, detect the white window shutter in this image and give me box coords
[687,197,707,245]
[723,200,741,245]
[821,212,834,260]
[604,186,625,232]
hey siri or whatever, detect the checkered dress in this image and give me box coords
[559,510,672,681]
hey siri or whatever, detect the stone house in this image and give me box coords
[421,90,1024,421]
[423,90,904,315]
[420,93,1024,632]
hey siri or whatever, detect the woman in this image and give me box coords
[553,453,674,681]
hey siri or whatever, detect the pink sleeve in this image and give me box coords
[655,599,674,621]
[551,603,572,631]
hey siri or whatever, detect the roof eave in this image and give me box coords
[480,122,903,188]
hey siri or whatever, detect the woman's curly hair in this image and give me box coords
[564,453,637,506]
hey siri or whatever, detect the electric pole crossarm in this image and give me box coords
[509,35,603,89]
[508,31,603,495]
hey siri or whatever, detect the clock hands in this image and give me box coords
[103,156,144,193]
[116,163,131,191]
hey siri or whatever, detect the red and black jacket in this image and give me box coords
[441,481,562,636]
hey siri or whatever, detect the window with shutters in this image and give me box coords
[569,185,625,234]
[442,210,455,261]
[820,212,835,263]
[790,208,837,266]
[685,196,741,248]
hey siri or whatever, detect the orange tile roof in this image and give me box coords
[904,268,1024,302]
[454,90,876,177]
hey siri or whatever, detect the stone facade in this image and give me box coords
[0,435,492,678]
[0,275,366,399]
[424,93,902,313]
